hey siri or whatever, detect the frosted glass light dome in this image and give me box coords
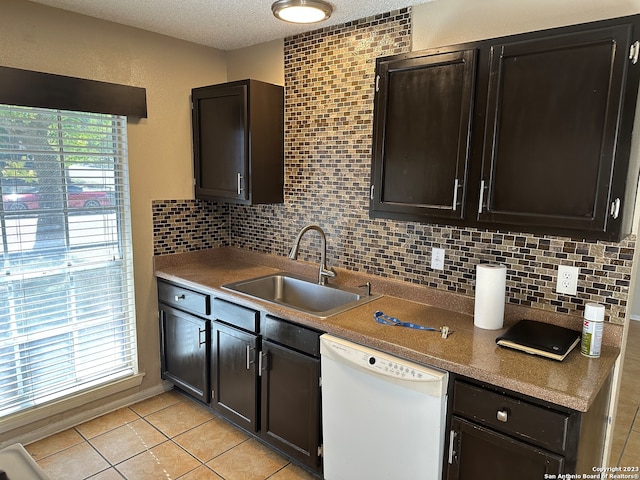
[271,0,333,24]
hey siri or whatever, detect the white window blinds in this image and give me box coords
[0,104,138,417]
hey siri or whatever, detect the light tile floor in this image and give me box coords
[610,320,640,467]
[27,390,317,480]
[26,322,640,478]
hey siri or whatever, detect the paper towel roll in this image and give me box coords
[474,263,506,330]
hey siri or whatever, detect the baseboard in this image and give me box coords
[630,315,640,321]
[0,380,173,450]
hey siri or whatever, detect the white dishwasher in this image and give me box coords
[320,334,448,480]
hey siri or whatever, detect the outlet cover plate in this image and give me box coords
[432,247,445,271]
[556,265,579,295]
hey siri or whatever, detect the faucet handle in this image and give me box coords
[358,282,372,296]
[319,265,336,285]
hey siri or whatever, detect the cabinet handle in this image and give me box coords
[448,430,457,464]
[478,180,486,214]
[497,409,508,422]
[610,198,621,219]
[630,41,640,64]
[198,328,206,348]
[258,351,267,377]
[174,294,185,301]
[237,172,244,195]
[246,345,255,370]
[452,179,459,211]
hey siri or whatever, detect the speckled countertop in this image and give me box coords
[154,247,621,413]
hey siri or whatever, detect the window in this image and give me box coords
[0,104,137,417]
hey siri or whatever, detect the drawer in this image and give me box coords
[263,315,321,357]
[158,280,210,317]
[452,380,570,454]
[213,298,260,333]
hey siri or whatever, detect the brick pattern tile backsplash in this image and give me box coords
[152,8,635,324]
[152,200,228,255]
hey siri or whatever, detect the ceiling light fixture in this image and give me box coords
[271,0,333,24]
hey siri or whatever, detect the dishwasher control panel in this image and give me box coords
[320,334,447,396]
[367,355,429,379]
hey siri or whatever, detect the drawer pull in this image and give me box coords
[497,409,508,422]
[174,294,186,301]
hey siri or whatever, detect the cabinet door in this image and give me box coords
[371,48,476,221]
[478,25,633,235]
[446,416,564,480]
[260,340,321,473]
[159,305,210,403]
[210,320,259,432]
[193,83,248,202]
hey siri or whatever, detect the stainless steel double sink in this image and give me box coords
[222,273,381,319]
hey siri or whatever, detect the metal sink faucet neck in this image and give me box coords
[288,224,336,285]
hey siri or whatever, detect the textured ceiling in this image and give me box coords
[28,0,432,51]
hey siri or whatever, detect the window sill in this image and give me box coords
[0,372,145,434]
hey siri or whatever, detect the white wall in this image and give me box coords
[412,0,640,49]
[3,0,640,443]
[0,0,227,443]
[227,39,285,85]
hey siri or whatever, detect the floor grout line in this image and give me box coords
[44,327,640,477]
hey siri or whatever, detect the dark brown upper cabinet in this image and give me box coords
[192,79,284,205]
[370,15,640,241]
[370,49,476,221]
[479,24,635,238]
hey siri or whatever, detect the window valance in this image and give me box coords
[0,66,147,118]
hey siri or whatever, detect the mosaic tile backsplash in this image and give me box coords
[152,8,635,325]
[152,200,229,255]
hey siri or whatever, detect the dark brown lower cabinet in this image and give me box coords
[446,377,612,480]
[260,339,321,473]
[447,416,563,480]
[210,320,259,432]
[158,279,612,480]
[208,302,323,476]
[159,305,210,403]
[157,284,324,475]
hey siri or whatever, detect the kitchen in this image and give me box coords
[2,0,640,478]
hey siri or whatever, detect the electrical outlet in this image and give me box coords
[556,265,579,295]
[432,247,445,271]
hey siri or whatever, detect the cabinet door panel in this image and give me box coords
[260,340,321,472]
[371,49,476,220]
[159,306,210,403]
[193,84,248,201]
[479,25,632,232]
[211,321,259,432]
[447,416,564,480]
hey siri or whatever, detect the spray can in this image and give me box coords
[581,303,605,358]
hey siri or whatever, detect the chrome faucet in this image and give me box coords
[288,224,336,285]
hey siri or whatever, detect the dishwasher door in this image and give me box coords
[320,334,448,480]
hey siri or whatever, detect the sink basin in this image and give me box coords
[222,273,381,318]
